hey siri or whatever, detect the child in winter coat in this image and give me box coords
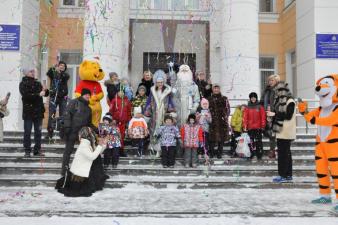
[230,104,245,156]
[155,115,180,168]
[180,114,204,168]
[109,90,132,157]
[132,85,148,113]
[128,107,149,157]
[243,92,266,160]
[100,113,122,169]
[196,98,212,160]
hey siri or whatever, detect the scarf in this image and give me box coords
[272,82,293,133]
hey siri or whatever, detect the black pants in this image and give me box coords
[47,97,67,137]
[248,129,263,159]
[230,131,242,154]
[103,147,120,166]
[61,132,78,176]
[161,146,176,167]
[209,141,224,158]
[277,139,293,178]
[23,119,42,153]
[198,132,209,155]
[132,138,144,156]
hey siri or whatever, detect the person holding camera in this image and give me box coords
[19,68,49,157]
[0,92,10,143]
[55,127,109,197]
[46,61,70,140]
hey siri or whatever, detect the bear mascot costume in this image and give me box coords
[298,74,338,211]
[75,59,105,127]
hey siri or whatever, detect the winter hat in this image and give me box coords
[212,83,220,88]
[81,88,92,96]
[200,98,209,109]
[103,113,113,123]
[109,72,118,79]
[133,106,142,115]
[153,70,166,83]
[249,92,258,99]
[22,68,35,76]
[138,85,146,92]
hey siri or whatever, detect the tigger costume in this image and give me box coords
[75,60,105,127]
[298,74,338,200]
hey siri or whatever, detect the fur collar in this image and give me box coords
[150,84,172,106]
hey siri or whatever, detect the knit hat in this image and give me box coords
[212,83,220,88]
[109,72,118,78]
[138,85,146,92]
[249,92,258,99]
[103,113,112,123]
[133,106,142,115]
[200,98,209,109]
[81,88,91,96]
[22,68,35,76]
[153,70,166,83]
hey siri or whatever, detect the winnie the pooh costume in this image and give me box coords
[75,60,105,127]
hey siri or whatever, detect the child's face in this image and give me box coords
[135,113,142,118]
[111,120,117,126]
[103,120,110,125]
[139,89,146,96]
[250,97,257,103]
[189,118,195,124]
[201,102,208,109]
[241,105,245,111]
[118,91,124,98]
[165,119,173,126]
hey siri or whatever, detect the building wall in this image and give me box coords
[259,0,296,82]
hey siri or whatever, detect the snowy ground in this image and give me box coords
[0,185,337,218]
[1,217,338,225]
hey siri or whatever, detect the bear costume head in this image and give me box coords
[79,60,105,81]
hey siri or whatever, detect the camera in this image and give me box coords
[98,123,110,137]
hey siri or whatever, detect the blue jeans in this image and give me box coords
[23,119,42,153]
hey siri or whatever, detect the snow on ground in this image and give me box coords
[0,185,336,217]
[1,217,338,225]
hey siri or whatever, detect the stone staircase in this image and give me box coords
[0,131,318,190]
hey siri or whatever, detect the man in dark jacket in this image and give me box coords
[46,61,70,139]
[61,88,95,176]
[19,68,49,157]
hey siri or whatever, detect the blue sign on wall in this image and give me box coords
[0,24,20,51]
[316,34,338,59]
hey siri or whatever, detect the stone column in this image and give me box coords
[83,0,129,78]
[220,0,259,99]
[83,0,130,114]
[0,0,40,130]
[296,0,338,99]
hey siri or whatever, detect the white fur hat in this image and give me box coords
[133,106,142,115]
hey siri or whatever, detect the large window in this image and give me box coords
[59,51,83,99]
[260,56,276,91]
[284,0,295,8]
[133,0,201,11]
[259,0,274,13]
[61,0,85,7]
[172,0,199,10]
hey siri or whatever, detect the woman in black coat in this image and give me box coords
[19,68,49,157]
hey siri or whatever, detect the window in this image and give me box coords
[259,0,274,13]
[154,0,168,10]
[138,0,151,9]
[260,56,276,91]
[291,51,297,96]
[61,0,85,7]
[59,51,83,99]
[172,0,200,10]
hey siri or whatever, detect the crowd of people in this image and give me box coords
[10,61,298,197]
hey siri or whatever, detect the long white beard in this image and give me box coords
[177,71,193,83]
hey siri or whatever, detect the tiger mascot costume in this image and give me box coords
[298,74,338,211]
